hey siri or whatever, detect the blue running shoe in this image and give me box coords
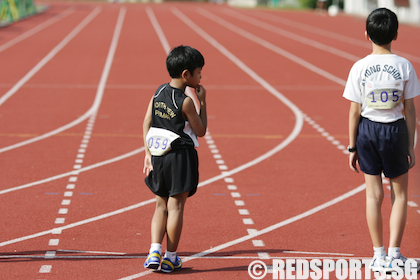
[160,256,182,273]
[388,254,420,272]
[144,251,161,270]
[370,256,393,273]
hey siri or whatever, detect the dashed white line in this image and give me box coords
[39,265,52,273]
[69,177,78,182]
[231,192,241,198]
[252,240,265,247]
[61,200,71,206]
[58,208,68,214]
[54,218,65,224]
[258,252,271,259]
[303,114,348,155]
[408,201,418,207]
[243,218,254,225]
[48,239,59,246]
[64,191,73,197]
[235,200,245,206]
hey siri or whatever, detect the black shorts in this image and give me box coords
[357,117,409,178]
[145,148,198,198]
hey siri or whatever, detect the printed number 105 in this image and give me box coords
[370,90,399,103]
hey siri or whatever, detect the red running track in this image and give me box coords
[0,2,419,279]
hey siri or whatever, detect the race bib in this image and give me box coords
[146,127,180,156]
[365,81,403,109]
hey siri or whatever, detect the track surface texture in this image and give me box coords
[0,2,419,279]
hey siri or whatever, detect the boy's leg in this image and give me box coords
[365,174,384,248]
[151,195,168,244]
[166,191,189,252]
[389,172,408,248]
[144,195,168,269]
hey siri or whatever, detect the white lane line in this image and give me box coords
[0,147,145,195]
[146,7,202,111]
[282,251,354,256]
[0,7,75,52]
[57,249,126,255]
[0,198,156,247]
[0,7,101,107]
[222,9,360,62]
[196,8,346,87]
[238,8,420,64]
[172,7,304,176]
[145,6,170,54]
[117,183,366,279]
[0,7,75,53]
[0,6,126,154]
[0,183,366,257]
[9,255,413,261]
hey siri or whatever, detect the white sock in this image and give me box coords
[373,246,386,258]
[149,243,162,255]
[388,247,401,258]
[164,251,177,263]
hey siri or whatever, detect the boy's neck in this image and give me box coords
[371,43,393,55]
[169,79,186,92]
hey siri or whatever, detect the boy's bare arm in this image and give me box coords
[404,98,416,168]
[143,97,154,175]
[183,85,207,137]
[348,101,361,172]
[195,85,207,130]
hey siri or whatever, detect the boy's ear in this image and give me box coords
[393,32,398,41]
[365,31,370,41]
[181,69,190,79]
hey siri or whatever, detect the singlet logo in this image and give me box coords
[154,102,176,120]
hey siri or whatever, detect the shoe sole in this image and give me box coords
[144,262,160,270]
[371,267,394,274]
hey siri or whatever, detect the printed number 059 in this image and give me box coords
[148,137,169,150]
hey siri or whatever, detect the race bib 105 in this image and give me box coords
[365,80,404,109]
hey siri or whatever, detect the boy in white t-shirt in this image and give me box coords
[343,8,420,274]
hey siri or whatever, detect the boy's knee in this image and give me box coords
[366,191,384,203]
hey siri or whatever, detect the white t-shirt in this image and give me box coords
[343,54,420,123]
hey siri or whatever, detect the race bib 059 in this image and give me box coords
[365,80,404,109]
[146,127,180,156]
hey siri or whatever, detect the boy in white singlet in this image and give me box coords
[343,7,420,274]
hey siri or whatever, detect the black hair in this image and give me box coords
[166,45,205,79]
[366,8,398,46]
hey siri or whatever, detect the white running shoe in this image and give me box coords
[369,256,393,273]
[388,254,420,272]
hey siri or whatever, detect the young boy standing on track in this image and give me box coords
[142,45,207,273]
[343,8,420,273]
